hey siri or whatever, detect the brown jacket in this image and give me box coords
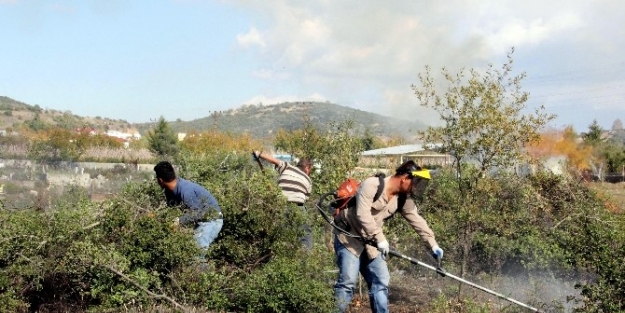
[334,176,438,260]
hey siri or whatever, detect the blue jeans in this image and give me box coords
[287,204,313,250]
[299,205,313,250]
[194,218,223,250]
[334,236,390,313]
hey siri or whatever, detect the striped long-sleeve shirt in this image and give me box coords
[275,160,312,205]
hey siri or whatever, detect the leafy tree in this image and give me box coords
[412,48,555,190]
[360,128,385,151]
[179,129,263,155]
[411,48,555,282]
[77,133,123,149]
[582,119,604,145]
[602,142,625,173]
[274,115,366,195]
[145,116,179,160]
[27,128,87,165]
[527,126,593,174]
[611,118,623,131]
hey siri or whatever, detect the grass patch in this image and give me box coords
[588,182,625,213]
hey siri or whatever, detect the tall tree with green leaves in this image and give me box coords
[274,114,365,195]
[411,48,555,282]
[582,119,604,146]
[146,116,179,160]
[602,142,625,173]
[413,49,555,191]
[27,128,87,166]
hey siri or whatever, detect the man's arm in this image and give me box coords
[400,200,438,249]
[254,151,281,167]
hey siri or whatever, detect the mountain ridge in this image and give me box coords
[135,101,428,140]
[0,96,428,140]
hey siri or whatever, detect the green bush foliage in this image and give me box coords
[0,150,336,312]
[2,118,625,312]
[384,168,625,312]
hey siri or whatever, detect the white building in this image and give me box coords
[361,144,452,167]
[105,130,141,140]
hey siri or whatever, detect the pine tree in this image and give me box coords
[146,116,179,160]
[582,119,604,145]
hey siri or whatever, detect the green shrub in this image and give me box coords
[381,167,625,312]
[0,150,336,312]
[229,255,335,312]
[4,137,624,312]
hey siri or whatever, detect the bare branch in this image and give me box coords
[104,264,192,313]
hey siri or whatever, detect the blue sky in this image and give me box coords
[1,0,624,132]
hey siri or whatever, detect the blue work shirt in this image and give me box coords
[165,178,222,226]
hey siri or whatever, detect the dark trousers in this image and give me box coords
[292,203,313,250]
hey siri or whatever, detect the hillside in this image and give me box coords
[0,96,428,141]
[135,101,428,140]
[0,96,135,133]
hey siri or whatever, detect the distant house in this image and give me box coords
[361,144,452,168]
[105,130,141,140]
[75,127,97,135]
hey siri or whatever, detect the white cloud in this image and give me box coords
[226,0,625,127]
[236,27,266,48]
[474,13,583,54]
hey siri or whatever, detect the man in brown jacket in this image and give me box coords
[333,160,443,313]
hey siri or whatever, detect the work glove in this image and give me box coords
[431,245,443,261]
[376,240,390,260]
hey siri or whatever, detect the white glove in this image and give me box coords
[432,245,443,260]
[377,240,390,260]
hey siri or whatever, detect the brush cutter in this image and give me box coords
[316,192,543,313]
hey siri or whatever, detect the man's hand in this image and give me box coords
[252,150,265,172]
[376,240,390,260]
[432,245,444,261]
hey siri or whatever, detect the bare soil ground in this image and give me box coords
[344,268,577,313]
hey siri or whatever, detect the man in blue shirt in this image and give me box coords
[154,161,223,251]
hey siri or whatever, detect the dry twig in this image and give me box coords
[104,264,192,313]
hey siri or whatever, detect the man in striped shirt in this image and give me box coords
[254,151,313,250]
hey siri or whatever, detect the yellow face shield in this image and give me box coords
[411,169,431,180]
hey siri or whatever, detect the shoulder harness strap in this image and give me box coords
[373,175,384,202]
[397,193,407,210]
